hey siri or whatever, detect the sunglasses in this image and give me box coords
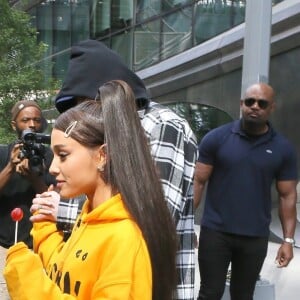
[243,98,270,110]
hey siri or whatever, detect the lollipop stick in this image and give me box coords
[14,221,19,244]
[11,207,23,244]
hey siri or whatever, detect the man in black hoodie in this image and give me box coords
[34,39,197,300]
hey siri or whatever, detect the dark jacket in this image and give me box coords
[0,143,55,248]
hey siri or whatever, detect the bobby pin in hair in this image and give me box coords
[64,121,78,138]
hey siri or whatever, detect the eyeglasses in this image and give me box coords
[243,98,270,110]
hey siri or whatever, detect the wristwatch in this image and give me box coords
[284,237,295,246]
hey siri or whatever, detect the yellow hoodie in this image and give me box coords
[4,193,152,299]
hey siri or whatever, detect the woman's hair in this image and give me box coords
[54,80,177,300]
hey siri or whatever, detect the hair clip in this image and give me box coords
[64,121,78,138]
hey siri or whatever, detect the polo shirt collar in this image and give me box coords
[232,119,276,140]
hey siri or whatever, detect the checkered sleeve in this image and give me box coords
[56,195,85,238]
[141,104,197,300]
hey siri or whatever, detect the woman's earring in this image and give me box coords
[97,165,104,172]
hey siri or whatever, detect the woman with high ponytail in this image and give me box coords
[4,80,177,300]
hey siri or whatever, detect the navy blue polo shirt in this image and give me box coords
[198,120,298,237]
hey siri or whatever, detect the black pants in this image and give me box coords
[197,227,268,300]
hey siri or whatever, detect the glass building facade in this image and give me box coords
[9,0,300,225]
[23,0,248,81]
[9,0,291,134]
[10,0,250,140]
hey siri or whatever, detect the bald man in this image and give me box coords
[194,83,298,300]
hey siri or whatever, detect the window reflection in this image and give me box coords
[137,0,161,22]
[161,6,193,59]
[26,0,289,78]
[134,21,161,70]
[194,0,245,44]
[111,0,133,31]
[166,102,233,142]
[112,30,134,67]
[91,0,111,38]
[162,0,191,12]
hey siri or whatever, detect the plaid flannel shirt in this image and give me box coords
[56,102,197,300]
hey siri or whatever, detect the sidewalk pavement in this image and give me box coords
[0,246,10,300]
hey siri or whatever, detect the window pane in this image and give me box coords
[194,0,246,45]
[91,0,111,38]
[134,21,160,70]
[136,0,161,22]
[161,6,192,59]
[112,30,134,67]
[71,1,90,43]
[162,0,191,12]
[111,0,134,31]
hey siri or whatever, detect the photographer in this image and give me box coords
[0,100,55,251]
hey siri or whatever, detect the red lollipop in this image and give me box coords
[11,207,24,244]
[11,207,24,221]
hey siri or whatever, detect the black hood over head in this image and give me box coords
[55,39,149,113]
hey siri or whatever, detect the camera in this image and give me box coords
[19,129,51,175]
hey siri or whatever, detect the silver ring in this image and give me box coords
[38,204,43,210]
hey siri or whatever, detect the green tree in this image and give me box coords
[0,0,57,143]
